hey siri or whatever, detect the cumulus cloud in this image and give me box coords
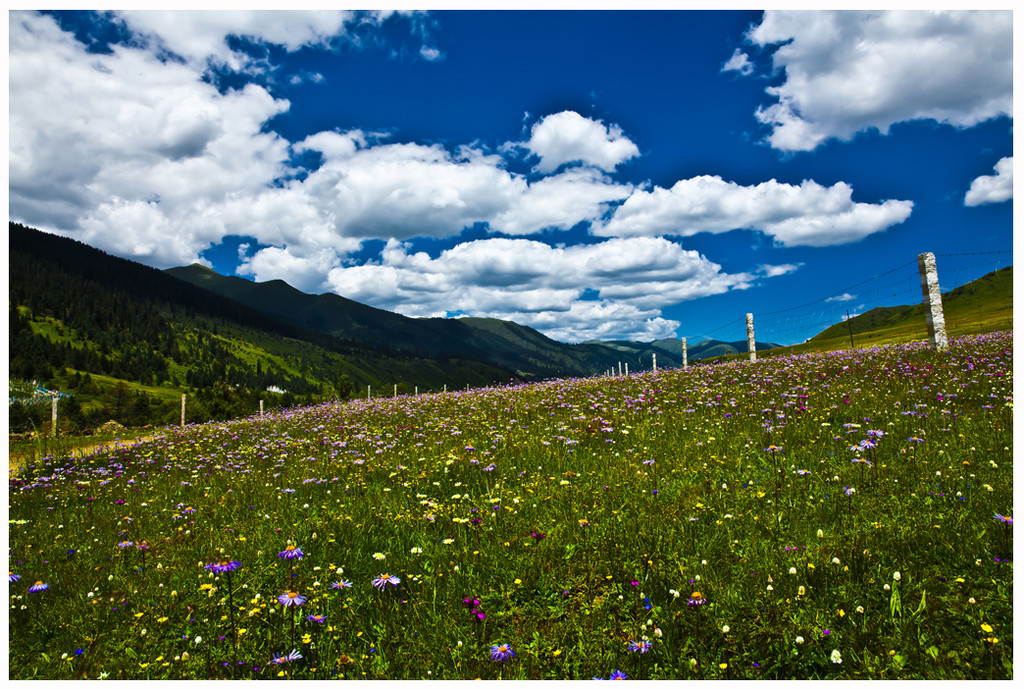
[116,9,355,70]
[319,237,768,341]
[8,11,294,268]
[745,10,1012,151]
[965,157,1013,207]
[597,176,913,247]
[522,111,640,174]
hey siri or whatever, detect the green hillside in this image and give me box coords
[8,223,515,434]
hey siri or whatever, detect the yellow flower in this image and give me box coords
[981,623,994,633]
[719,663,728,670]
[157,617,169,623]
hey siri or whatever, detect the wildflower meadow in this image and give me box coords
[7,332,1013,679]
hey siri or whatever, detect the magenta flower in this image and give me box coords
[278,591,306,607]
[372,573,401,591]
[490,642,515,663]
[28,581,50,593]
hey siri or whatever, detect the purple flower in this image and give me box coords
[306,614,326,623]
[279,544,304,560]
[271,649,303,665]
[205,560,241,573]
[117,541,134,548]
[687,591,707,607]
[627,640,652,654]
[490,643,516,663]
[371,573,401,591]
[9,572,21,583]
[609,670,629,680]
[331,580,353,590]
[278,591,307,607]
[28,581,50,593]
[994,513,1013,524]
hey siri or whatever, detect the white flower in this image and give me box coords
[817,529,824,538]
[856,606,864,613]
[410,547,423,554]
[194,636,203,645]
[884,584,891,591]
[831,649,842,664]
[968,597,976,604]
[767,585,773,591]
[373,552,386,561]
[832,557,841,565]
[722,625,730,633]
[789,567,797,575]
[795,636,804,644]
[893,571,901,581]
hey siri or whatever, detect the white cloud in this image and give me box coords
[9,11,293,268]
[597,176,913,247]
[319,236,776,341]
[116,10,356,70]
[522,111,640,174]
[826,293,856,302]
[721,48,754,76]
[745,10,1012,152]
[965,157,1013,207]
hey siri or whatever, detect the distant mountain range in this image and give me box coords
[166,263,782,377]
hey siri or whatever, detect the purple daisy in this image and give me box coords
[627,640,652,654]
[205,560,241,573]
[279,544,305,560]
[687,591,707,607]
[9,572,21,583]
[278,591,306,607]
[271,649,303,665]
[28,581,50,593]
[331,580,353,590]
[994,513,1013,524]
[609,670,629,680]
[490,642,515,663]
[371,573,401,591]
[305,614,326,623]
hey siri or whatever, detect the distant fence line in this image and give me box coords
[690,250,1010,364]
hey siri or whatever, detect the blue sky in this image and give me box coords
[7,9,1014,345]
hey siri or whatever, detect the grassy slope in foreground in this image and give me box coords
[7,331,1013,680]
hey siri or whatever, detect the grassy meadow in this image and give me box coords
[7,331,1013,679]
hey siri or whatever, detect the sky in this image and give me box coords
[6,7,1016,346]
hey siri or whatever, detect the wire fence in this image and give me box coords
[695,250,1012,351]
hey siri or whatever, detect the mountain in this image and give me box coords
[8,222,518,429]
[166,264,683,379]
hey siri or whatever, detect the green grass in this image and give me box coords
[7,331,1013,680]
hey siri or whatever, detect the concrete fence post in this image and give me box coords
[652,353,657,372]
[746,313,757,363]
[681,337,688,368]
[917,252,949,351]
[51,395,58,437]
[181,394,186,428]
[260,399,264,416]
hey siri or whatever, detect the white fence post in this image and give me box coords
[652,353,657,371]
[681,337,688,368]
[260,399,264,416]
[917,252,949,351]
[51,395,58,437]
[746,313,757,363]
[181,394,186,427]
